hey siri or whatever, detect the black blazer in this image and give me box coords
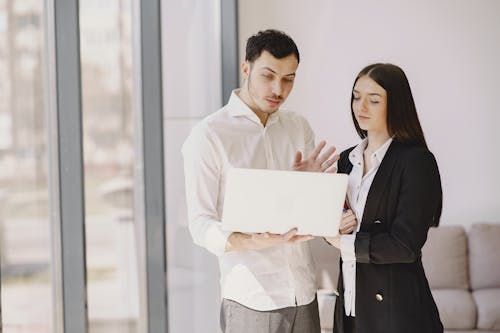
[333,140,444,333]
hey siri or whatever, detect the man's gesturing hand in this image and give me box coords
[293,140,339,173]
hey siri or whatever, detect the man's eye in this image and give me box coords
[352,96,360,100]
[262,74,273,80]
[370,100,380,104]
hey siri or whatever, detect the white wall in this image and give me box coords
[162,0,222,332]
[238,0,500,227]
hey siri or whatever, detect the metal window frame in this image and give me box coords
[133,0,169,332]
[0,0,240,332]
[221,0,239,104]
[45,0,87,332]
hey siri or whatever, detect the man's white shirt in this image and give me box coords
[182,90,317,311]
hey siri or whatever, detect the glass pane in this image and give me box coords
[0,0,53,332]
[79,0,138,332]
[163,1,222,332]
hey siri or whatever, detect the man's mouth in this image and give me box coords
[266,98,281,106]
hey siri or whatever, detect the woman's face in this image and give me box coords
[352,75,388,136]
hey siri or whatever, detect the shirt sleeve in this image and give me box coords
[340,234,356,262]
[302,117,316,158]
[181,124,232,257]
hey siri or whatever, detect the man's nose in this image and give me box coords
[272,80,283,96]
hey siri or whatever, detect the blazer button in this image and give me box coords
[375,293,383,302]
[374,220,382,224]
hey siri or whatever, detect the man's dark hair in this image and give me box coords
[245,29,300,63]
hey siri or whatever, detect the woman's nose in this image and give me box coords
[360,98,368,111]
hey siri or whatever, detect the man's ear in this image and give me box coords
[241,61,250,79]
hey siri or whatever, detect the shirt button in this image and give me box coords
[375,293,384,302]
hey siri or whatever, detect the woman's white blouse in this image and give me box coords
[340,137,393,316]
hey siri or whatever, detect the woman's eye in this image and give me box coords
[370,100,379,104]
[262,74,273,80]
[352,96,360,100]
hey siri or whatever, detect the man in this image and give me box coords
[182,29,338,332]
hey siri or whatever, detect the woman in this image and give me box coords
[326,63,443,333]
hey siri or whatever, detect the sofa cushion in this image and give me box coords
[422,226,469,289]
[473,288,500,330]
[469,224,500,290]
[310,238,340,291]
[432,289,477,330]
[444,331,498,333]
[317,289,336,330]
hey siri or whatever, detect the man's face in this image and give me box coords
[241,50,299,114]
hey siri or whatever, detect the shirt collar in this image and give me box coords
[349,137,393,167]
[373,137,393,164]
[349,139,367,167]
[227,89,280,126]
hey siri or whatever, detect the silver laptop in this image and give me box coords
[221,168,348,237]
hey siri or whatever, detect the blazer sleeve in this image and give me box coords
[355,149,442,264]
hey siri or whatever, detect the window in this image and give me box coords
[0,1,53,332]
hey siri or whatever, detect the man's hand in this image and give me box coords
[225,228,314,252]
[324,235,341,248]
[293,140,339,173]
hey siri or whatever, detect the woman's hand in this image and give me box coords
[324,210,358,248]
[339,209,358,234]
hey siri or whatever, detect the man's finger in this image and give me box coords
[310,140,326,160]
[326,166,337,173]
[289,235,314,243]
[317,146,337,165]
[328,154,340,165]
[321,158,335,171]
[321,155,340,172]
[294,151,302,165]
[283,228,298,241]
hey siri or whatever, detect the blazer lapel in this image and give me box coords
[360,141,401,230]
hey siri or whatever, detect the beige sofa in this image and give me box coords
[311,223,500,333]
